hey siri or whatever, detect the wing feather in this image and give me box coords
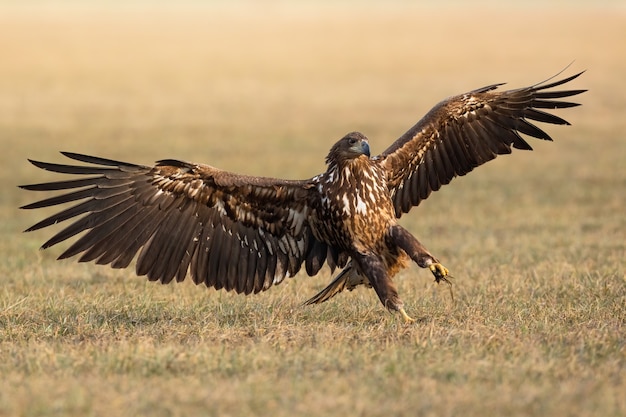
[90,205,154,265]
[305,238,328,276]
[110,205,163,269]
[162,204,200,284]
[68,203,143,261]
[20,153,332,294]
[377,71,585,216]
[225,226,240,291]
[205,215,223,288]
[444,123,471,173]
[242,229,257,295]
[253,235,269,294]
[138,204,184,281]
[233,226,247,293]
[263,239,278,291]
[436,136,456,182]
[190,221,212,285]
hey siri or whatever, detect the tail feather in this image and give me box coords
[303,261,370,305]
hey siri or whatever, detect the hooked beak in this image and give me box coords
[360,141,371,157]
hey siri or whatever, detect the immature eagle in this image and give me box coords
[20,72,584,322]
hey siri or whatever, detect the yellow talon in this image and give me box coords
[429,262,449,282]
[429,262,455,302]
[399,307,415,324]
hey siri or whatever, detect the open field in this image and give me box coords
[1,2,624,416]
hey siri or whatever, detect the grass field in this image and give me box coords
[1,2,625,416]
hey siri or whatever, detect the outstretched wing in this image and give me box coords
[20,152,331,294]
[376,71,586,217]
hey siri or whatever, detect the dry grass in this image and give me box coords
[1,2,625,417]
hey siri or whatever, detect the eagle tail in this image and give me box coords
[303,261,370,305]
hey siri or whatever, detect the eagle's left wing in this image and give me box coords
[20,152,332,294]
[376,71,585,217]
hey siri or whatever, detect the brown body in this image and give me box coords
[20,71,585,321]
[306,145,436,312]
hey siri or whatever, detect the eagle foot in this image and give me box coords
[398,307,415,324]
[429,263,455,302]
[429,263,450,283]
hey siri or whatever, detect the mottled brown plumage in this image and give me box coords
[20,71,585,321]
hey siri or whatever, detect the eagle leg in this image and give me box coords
[390,225,450,280]
[353,252,406,316]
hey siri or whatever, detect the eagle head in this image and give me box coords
[325,132,371,165]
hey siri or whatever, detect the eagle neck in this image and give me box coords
[328,155,370,175]
[326,156,379,192]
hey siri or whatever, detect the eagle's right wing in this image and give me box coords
[20,152,336,294]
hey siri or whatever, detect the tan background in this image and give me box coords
[1,2,624,416]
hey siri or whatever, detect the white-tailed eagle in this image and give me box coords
[20,71,585,322]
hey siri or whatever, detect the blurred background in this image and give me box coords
[1,3,624,416]
[2,0,624,253]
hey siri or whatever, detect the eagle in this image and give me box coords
[20,71,585,322]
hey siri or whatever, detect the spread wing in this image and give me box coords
[20,152,333,294]
[376,71,586,217]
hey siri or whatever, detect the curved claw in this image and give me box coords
[429,262,450,283]
[398,307,415,324]
[429,263,455,302]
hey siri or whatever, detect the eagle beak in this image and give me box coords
[361,141,371,157]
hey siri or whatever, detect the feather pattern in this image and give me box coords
[20,152,328,294]
[378,71,586,216]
